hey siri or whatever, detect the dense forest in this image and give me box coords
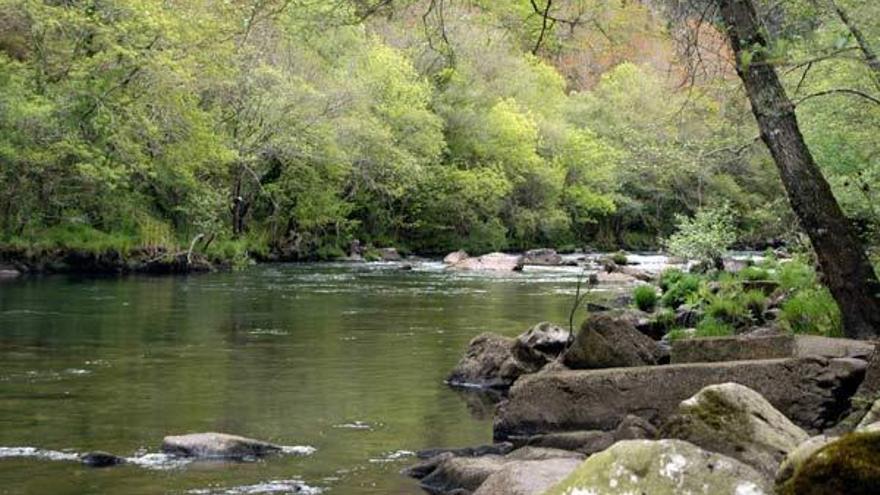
[0,0,878,262]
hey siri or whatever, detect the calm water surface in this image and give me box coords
[0,259,645,494]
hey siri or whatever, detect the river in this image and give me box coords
[0,257,659,494]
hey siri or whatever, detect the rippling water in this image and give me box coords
[0,257,650,494]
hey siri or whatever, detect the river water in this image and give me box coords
[0,257,653,494]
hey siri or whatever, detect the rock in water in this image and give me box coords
[543,439,772,495]
[442,250,469,265]
[562,311,663,369]
[777,430,880,495]
[449,252,524,272]
[661,382,809,477]
[446,333,535,389]
[161,432,281,459]
[377,247,402,261]
[81,451,125,468]
[522,249,562,266]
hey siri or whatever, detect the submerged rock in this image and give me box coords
[661,382,809,477]
[161,432,282,459]
[777,430,880,495]
[543,439,772,495]
[562,311,663,369]
[80,451,126,468]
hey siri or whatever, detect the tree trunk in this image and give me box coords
[717,0,880,339]
[829,0,880,88]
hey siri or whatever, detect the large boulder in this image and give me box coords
[443,250,469,265]
[446,333,535,389]
[449,252,523,272]
[562,311,663,369]
[543,439,772,495]
[494,357,866,440]
[377,247,402,261]
[661,382,809,477]
[406,447,584,495]
[472,458,582,495]
[522,249,562,266]
[161,432,281,459]
[776,430,880,495]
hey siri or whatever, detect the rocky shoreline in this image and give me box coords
[405,251,880,495]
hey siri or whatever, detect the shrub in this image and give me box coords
[665,204,737,267]
[775,258,816,291]
[742,289,768,320]
[781,288,843,337]
[612,251,629,265]
[661,273,702,309]
[652,307,676,331]
[738,266,770,281]
[665,328,692,341]
[695,317,735,337]
[633,285,658,312]
[705,294,749,327]
[659,268,685,292]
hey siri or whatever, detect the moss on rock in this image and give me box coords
[779,430,880,495]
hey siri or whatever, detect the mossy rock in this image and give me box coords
[778,430,880,495]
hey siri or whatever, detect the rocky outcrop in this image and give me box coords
[161,432,281,459]
[494,357,866,440]
[522,249,562,266]
[661,383,809,477]
[776,430,880,495]
[448,252,524,272]
[406,447,584,495]
[543,439,772,495]
[561,312,663,369]
[446,333,536,389]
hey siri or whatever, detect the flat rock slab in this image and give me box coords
[670,335,875,364]
[161,432,281,458]
[671,334,795,364]
[494,357,866,440]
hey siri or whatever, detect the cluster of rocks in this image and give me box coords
[409,311,880,494]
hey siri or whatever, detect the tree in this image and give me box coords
[716,0,880,339]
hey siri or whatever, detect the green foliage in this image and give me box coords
[633,285,658,312]
[659,268,686,292]
[611,251,629,265]
[781,288,843,337]
[660,273,702,309]
[738,266,770,281]
[695,317,735,338]
[666,204,737,265]
[742,290,768,320]
[652,307,677,331]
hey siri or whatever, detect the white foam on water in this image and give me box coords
[187,479,322,495]
[280,445,317,456]
[368,449,414,463]
[0,446,79,462]
[332,421,373,430]
[125,452,193,470]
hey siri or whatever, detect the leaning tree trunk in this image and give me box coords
[718,0,880,339]
[829,0,880,89]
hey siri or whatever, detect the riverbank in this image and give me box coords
[406,254,879,494]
